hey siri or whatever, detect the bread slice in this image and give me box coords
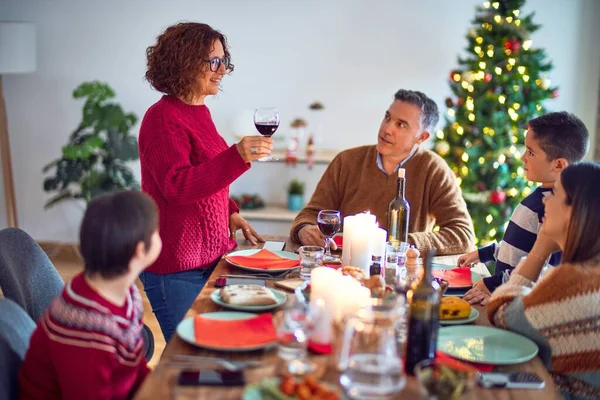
[220,285,278,306]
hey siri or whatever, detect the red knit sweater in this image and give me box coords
[138,96,250,274]
[18,273,150,400]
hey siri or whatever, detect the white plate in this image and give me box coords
[225,249,300,273]
[176,312,277,352]
[440,307,480,325]
[210,287,287,311]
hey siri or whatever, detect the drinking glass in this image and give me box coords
[254,107,279,161]
[339,297,407,399]
[298,246,324,281]
[275,296,321,375]
[317,210,341,263]
[386,241,410,285]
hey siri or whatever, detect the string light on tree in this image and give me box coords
[433,0,557,245]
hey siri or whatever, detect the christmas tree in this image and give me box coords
[434,0,558,246]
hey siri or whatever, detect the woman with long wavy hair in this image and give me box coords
[138,22,273,341]
[488,162,600,399]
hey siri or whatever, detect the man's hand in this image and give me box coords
[297,225,337,250]
[229,213,264,245]
[457,249,479,267]
[463,280,492,305]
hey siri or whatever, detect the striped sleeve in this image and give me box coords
[483,187,561,292]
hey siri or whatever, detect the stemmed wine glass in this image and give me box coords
[254,107,279,161]
[317,210,341,263]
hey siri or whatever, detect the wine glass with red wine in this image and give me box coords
[317,210,341,263]
[254,107,280,161]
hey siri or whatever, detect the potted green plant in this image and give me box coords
[287,179,305,211]
[42,81,140,208]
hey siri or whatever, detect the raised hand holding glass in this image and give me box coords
[254,107,279,161]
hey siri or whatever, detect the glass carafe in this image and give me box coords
[338,297,407,399]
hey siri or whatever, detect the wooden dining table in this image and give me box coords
[134,236,561,400]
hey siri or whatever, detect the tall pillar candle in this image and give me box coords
[372,226,387,259]
[310,267,339,344]
[341,215,356,266]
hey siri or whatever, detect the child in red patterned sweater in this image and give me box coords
[19,190,162,400]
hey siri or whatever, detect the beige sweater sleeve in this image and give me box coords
[289,155,344,242]
[408,155,475,255]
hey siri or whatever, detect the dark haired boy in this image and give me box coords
[460,111,589,305]
[19,190,162,400]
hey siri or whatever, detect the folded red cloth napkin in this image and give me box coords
[226,249,300,270]
[432,266,472,287]
[435,351,494,372]
[333,235,343,248]
[308,340,333,355]
[194,313,277,347]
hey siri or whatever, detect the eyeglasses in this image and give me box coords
[205,56,231,72]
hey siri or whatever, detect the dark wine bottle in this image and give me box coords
[387,168,410,244]
[404,249,440,375]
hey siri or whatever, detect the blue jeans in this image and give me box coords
[140,265,216,342]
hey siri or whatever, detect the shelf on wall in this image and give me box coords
[239,204,298,222]
[266,149,339,165]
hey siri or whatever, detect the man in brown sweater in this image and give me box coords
[290,89,475,255]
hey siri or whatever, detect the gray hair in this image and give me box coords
[394,89,440,132]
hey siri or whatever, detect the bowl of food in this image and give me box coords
[414,358,476,400]
[244,375,343,400]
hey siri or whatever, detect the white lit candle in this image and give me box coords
[310,266,339,302]
[309,267,340,344]
[349,212,377,272]
[372,226,387,259]
[341,215,356,266]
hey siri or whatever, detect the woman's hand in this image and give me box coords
[463,280,492,305]
[457,249,479,267]
[236,136,274,162]
[515,229,561,282]
[531,228,561,258]
[229,212,264,245]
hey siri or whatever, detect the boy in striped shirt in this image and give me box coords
[459,111,589,305]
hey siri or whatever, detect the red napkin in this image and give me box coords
[435,351,494,372]
[432,266,472,287]
[333,235,343,248]
[226,249,300,270]
[278,333,333,355]
[194,313,277,347]
[308,340,333,354]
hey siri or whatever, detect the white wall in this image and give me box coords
[0,0,598,241]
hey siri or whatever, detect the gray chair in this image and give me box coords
[0,298,36,400]
[0,228,64,322]
[0,228,154,362]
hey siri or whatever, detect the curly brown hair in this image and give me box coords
[145,22,234,102]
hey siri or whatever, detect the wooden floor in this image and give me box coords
[44,246,166,368]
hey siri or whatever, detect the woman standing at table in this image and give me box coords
[139,22,273,341]
[488,162,600,399]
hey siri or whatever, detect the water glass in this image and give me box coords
[298,246,324,281]
[385,241,409,285]
[339,297,407,399]
[275,297,319,375]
